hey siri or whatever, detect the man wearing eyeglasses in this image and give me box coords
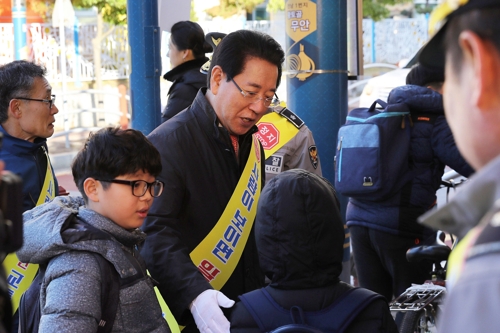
[201,32,323,185]
[0,60,59,212]
[142,30,285,333]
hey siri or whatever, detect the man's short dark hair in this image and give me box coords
[206,30,285,89]
[72,127,162,202]
[445,8,500,73]
[0,60,46,123]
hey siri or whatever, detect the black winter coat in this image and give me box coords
[230,169,398,333]
[142,89,265,332]
[161,57,208,122]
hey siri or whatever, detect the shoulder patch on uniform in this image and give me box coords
[279,108,304,129]
[308,145,318,169]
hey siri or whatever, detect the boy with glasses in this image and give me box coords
[142,30,285,333]
[16,127,170,332]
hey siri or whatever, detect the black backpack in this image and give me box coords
[239,287,384,333]
[17,214,143,333]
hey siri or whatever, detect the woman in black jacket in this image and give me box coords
[161,21,212,122]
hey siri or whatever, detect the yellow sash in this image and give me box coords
[256,111,300,159]
[156,134,262,332]
[3,146,56,311]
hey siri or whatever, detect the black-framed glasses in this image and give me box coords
[230,78,280,107]
[97,179,164,197]
[14,95,56,110]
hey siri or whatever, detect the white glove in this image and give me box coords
[189,289,235,333]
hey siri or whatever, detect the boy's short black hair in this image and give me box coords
[72,127,162,202]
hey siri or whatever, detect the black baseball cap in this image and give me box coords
[200,32,227,74]
[419,0,500,70]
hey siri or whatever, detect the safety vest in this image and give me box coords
[3,146,56,311]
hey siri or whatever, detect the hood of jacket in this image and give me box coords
[387,84,444,114]
[163,57,208,82]
[17,196,147,278]
[255,169,345,289]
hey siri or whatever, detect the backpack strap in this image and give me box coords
[329,288,385,332]
[239,287,384,333]
[92,253,120,333]
[239,288,283,331]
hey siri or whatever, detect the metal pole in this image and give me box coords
[74,16,82,88]
[285,0,349,280]
[12,0,27,60]
[127,0,162,134]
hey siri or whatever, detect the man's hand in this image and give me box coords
[189,289,235,333]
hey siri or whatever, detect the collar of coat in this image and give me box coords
[163,57,209,81]
[419,155,500,239]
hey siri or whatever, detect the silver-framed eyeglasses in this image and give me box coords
[230,78,280,107]
[97,179,164,197]
[14,95,56,110]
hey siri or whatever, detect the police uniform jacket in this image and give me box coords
[142,89,265,331]
[229,170,397,333]
[0,125,59,212]
[261,109,322,183]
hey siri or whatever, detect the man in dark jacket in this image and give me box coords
[142,30,285,333]
[348,64,474,309]
[0,60,61,333]
[230,169,398,333]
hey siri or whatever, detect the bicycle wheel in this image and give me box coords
[399,310,437,333]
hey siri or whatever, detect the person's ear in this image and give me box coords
[183,49,193,60]
[210,65,224,95]
[459,31,500,111]
[8,99,22,119]
[84,178,100,203]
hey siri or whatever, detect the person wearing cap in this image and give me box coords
[161,21,212,123]
[141,30,284,333]
[415,0,500,331]
[347,62,473,322]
